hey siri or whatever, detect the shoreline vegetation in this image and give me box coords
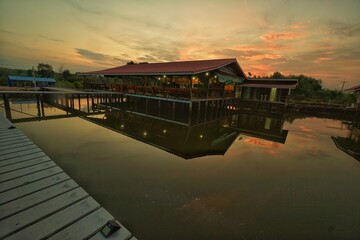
[0,63,358,119]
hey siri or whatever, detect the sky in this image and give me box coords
[0,0,359,89]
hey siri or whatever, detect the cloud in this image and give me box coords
[324,20,360,37]
[39,35,65,43]
[137,54,158,62]
[261,32,303,41]
[313,57,332,64]
[75,48,127,66]
[64,0,102,15]
[0,29,16,35]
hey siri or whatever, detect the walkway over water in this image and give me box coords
[0,113,137,240]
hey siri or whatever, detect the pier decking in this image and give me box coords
[0,113,136,240]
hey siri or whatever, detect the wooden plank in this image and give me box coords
[0,161,56,182]
[0,138,32,148]
[0,157,51,174]
[0,131,23,139]
[0,135,28,144]
[0,188,89,239]
[0,140,34,151]
[89,220,133,240]
[0,143,38,156]
[0,148,43,161]
[48,208,113,240]
[0,134,26,143]
[0,172,70,205]
[0,166,63,192]
[5,197,100,240]
[0,153,47,167]
[0,179,77,220]
[0,129,22,136]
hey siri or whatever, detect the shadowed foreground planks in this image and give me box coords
[0,113,137,240]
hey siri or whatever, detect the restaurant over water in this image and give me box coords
[78,58,298,108]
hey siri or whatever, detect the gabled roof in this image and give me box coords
[8,76,56,83]
[344,84,360,92]
[78,58,246,78]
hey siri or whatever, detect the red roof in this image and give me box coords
[344,84,360,92]
[79,58,245,76]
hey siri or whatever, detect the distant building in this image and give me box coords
[7,76,56,87]
[344,84,360,110]
[79,58,297,103]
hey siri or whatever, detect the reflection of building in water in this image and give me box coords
[85,111,239,159]
[84,109,289,159]
[332,123,360,161]
[227,112,288,144]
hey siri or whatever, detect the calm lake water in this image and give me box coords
[2,99,360,239]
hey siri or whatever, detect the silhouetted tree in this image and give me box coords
[62,69,71,80]
[37,63,54,78]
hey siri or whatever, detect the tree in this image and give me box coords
[62,69,71,80]
[271,72,284,79]
[37,63,54,78]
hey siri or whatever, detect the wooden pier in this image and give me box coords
[0,113,137,240]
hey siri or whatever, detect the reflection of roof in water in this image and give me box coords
[332,136,360,161]
[84,111,239,159]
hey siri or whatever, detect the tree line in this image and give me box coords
[0,63,356,104]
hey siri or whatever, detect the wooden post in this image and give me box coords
[40,94,45,117]
[78,94,81,111]
[158,99,161,116]
[172,101,175,120]
[36,94,41,117]
[188,101,192,125]
[3,93,12,120]
[197,102,200,123]
[86,94,90,113]
[204,100,208,122]
[91,94,95,112]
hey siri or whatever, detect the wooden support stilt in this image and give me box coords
[3,93,12,120]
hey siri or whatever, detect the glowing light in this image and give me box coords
[163,75,166,78]
[143,131,147,136]
[206,72,209,76]
[214,75,217,78]
[192,76,195,80]
[163,129,167,133]
[120,124,124,128]
[200,134,203,138]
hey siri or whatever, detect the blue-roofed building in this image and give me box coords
[7,75,56,87]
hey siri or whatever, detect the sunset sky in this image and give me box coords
[0,0,359,89]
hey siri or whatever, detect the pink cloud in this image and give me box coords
[261,32,304,41]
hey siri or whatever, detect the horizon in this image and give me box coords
[1,0,360,89]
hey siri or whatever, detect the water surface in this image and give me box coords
[5,101,360,239]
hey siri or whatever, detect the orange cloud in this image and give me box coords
[313,57,333,63]
[261,32,304,41]
[250,64,271,71]
[245,53,282,61]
